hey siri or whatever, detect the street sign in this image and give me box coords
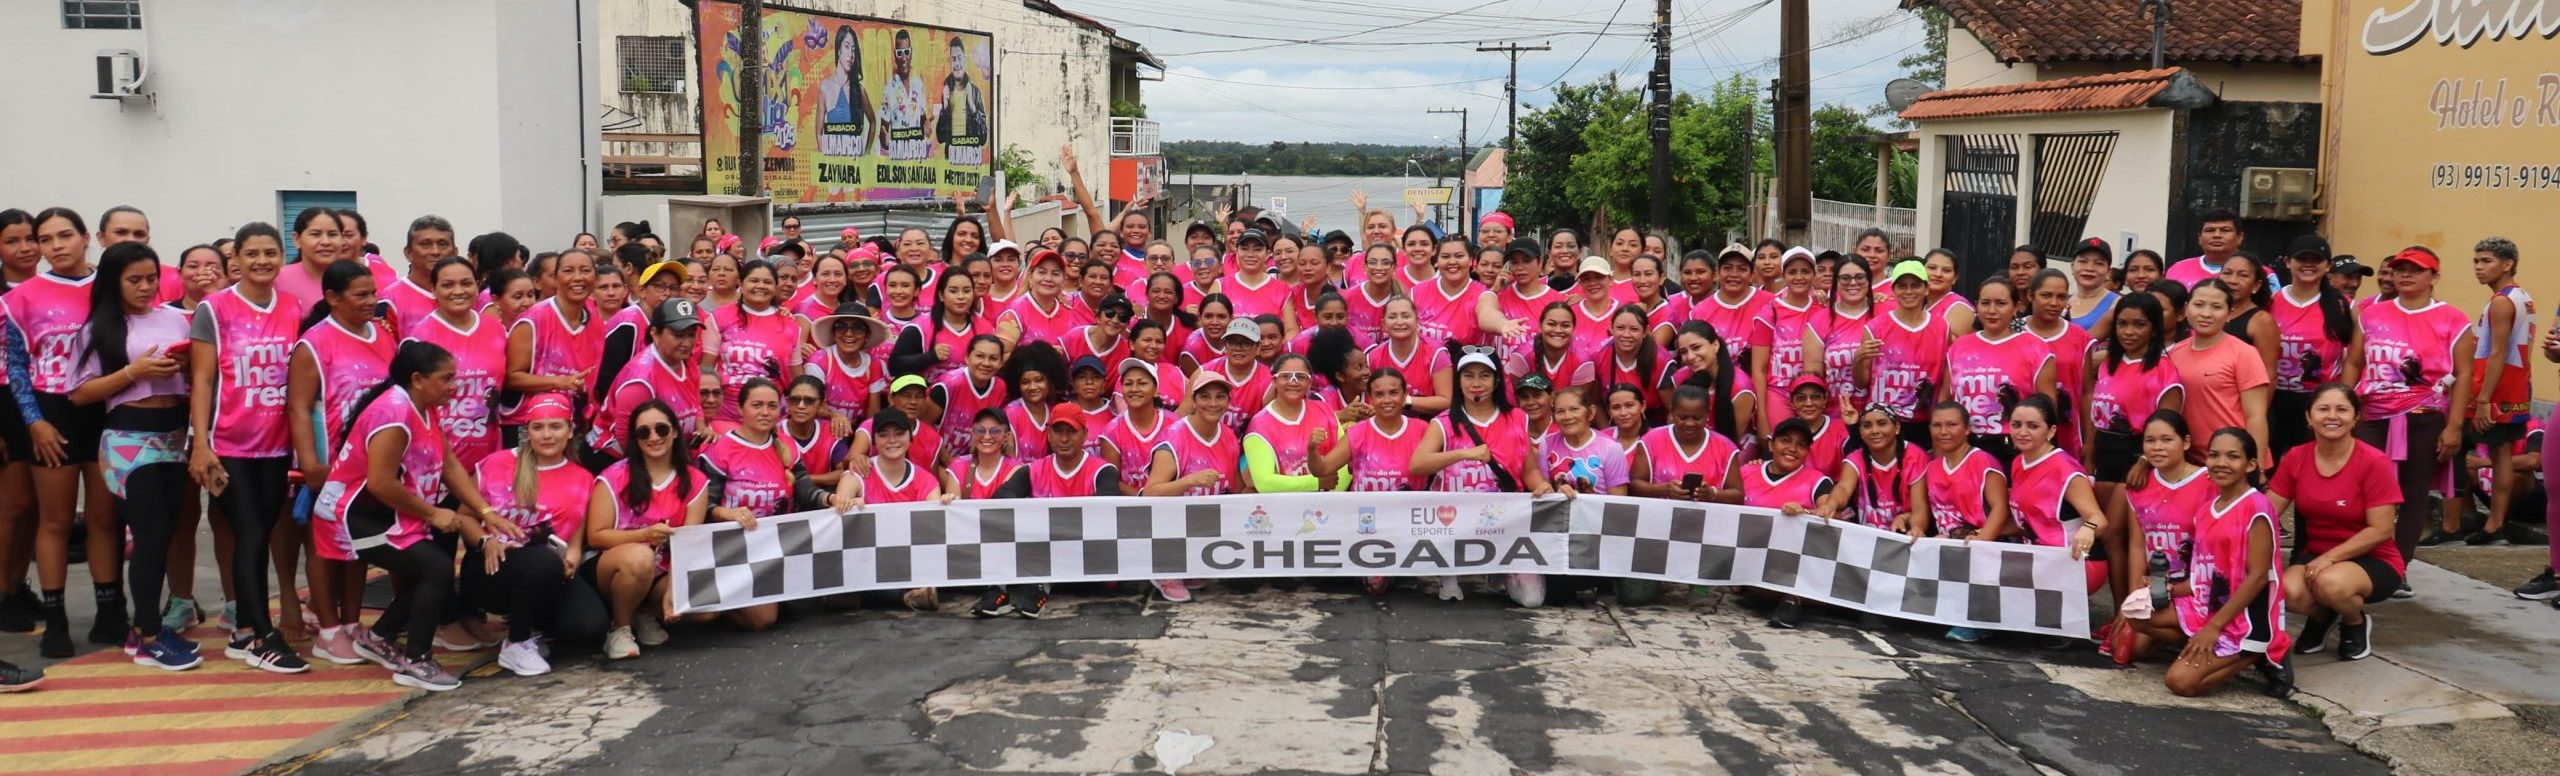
[1404,187,1453,206]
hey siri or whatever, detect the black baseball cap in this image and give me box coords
[2074,237,2111,263]
[1505,237,1545,262]
[652,298,703,332]
[1236,228,1269,247]
[2329,255,2374,277]
[1185,221,1218,240]
[2287,234,2331,263]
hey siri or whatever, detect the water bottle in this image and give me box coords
[2147,550,2173,602]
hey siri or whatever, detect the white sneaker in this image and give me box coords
[631,616,669,647]
[1504,574,1547,608]
[1434,576,1465,601]
[1153,579,1192,603]
[604,626,640,660]
[497,638,551,676]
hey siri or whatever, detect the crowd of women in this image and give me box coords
[0,175,2545,702]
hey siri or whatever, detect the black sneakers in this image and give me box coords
[2336,615,2374,661]
[968,589,1015,618]
[1768,599,1803,629]
[87,604,130,646]
[2296,617,2335,654]
[0,659,41,692]
[2517,570,2560,601]
[2256,654,2296,698]
[1013,586,1050,619]
[2418,528,2464,547]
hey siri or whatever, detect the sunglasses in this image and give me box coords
[1274,371,1311,382]
[972,425,1006,437]
[788,395,821,406]
[633,423,676,441]
[833,321,866,334]
[1064,251,1088,260]
[1100,308,1132,322]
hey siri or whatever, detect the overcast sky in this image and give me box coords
[1059,0,1933,145]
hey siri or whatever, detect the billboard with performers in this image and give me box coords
[697,1,993,205]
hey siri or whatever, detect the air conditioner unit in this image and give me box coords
[92,49,143,100]
[2239,167,2317,222]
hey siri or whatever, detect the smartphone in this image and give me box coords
[157,341,190,360]
[1679,473,1704,495]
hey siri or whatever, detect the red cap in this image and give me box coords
[525,393,576,423]
[2386,247,2440,273]
[1045,404,1086,433]
[1786,370,1829,396]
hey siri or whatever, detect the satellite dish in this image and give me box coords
[1884,78,1932,111]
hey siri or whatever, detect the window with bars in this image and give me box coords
[617,36,686,93]
[62,0,141,29]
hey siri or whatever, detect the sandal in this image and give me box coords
[902,588,939,612]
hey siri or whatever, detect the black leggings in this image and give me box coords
[2356,413,2447,562]
[460,540,609,645]
[217,456,292,636]
[349,501,451,662]
[108,406,190,638]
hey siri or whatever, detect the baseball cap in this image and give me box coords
[1885,259,1929,285]
[759,236,782,253]
[1786,371,1829,396]
[1068,355,1106,377]
[889,374,929,394]
[1576,255,1613,278]
[1516,374,1553,393]
[1095,293,1135,319]
[2287,234,2331,263]
[2074,237,2112,264]
[1046,404,1086,433]
[1505,237,1545,262]
[1717,243,1753,265]
[524,393,576,423]
[986,239,1023,259]
[1478,212,1515,231]
[2329,255,2374,277]
[637,260,689,288]
[1322,230,1354,248]
[2386,246,2440,273]
[1771,417,1815,443]
[1185,221,1218,240]
[1222,318,1262,343]
[652,298,703,332]
[1780,246,1816,268]
[1189,368,1235,396]
[1027,247,1065,270]
[1236,228,1269,247]
[1118,357,1158,380]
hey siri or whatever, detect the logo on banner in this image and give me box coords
[1476,504,1508,536]
[1298,508,1328,535]
[1411,506,1458,536]
[1357,508,1378,534]
[1245,505,1274,536]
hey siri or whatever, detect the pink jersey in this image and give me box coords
[594,459,709,565]
[271,263,327,312]
[2270,288,2346,392]
[999,296,1090,347]
[591,345,702,459]
[1287,326,1373,361]
[1742,460,1833,510]
[803,348,884,428]
[1638,426,1740,492]
[2088,354,2182,435]
[1281,285,1328,338]
[1946,330,2053,435]
[1865,311,1950,422]
[2033,322,2095,441]
[2,272,95,394]
[1565,297,1618,357]
[1207,360,1272,431]
[196,287,302,458]
[1158,418,1242,496]
[857,458,940,504]
[402,312,506,467]
[1004,400,1060,462]
[1802,416,1850,477]
[788,290,843,323]
[1686,289,1774,351]
[600,304,651,384]
[475,449,596,541]
[2178,490,2290,661]
[2006,448,2090,547]
[1520,348,1595,391]
[1246,402,1330,488]
[855,418,942,471]
[1341,416,1424,492]
[1410,278,1488,346]
[1343,284,1398,344]
[1059,327,1131,370]
[1818,305,1873,409]
[1177,329,1230,373]
[779,420,839,468]
[1928,292,1973,322]
[949,455,1021,500]
[2127,465,2210,573]
[297,317,397,457]
[1925,449,2006,535]
[379,276,438,340]
[1030,452,1114,497]
[700,431,795,518]
[1099,409,1178,493]
[913,314,983,381]
[1588,350,1666,410]
[931,372,1008,464]
[501,300,601,425]
[1366,339,1448,404]
[1222,273,1293,323]
[1492,284,1565,365]
[877,307,928,366]
[311,386,446,561]
[1432,407,1532,493]
[1844,443,1927,530]
[709,304,802,423]
[1749,295,1824,400]
[2354,299,2471,417]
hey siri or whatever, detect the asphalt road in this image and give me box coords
[282,581,2386,775]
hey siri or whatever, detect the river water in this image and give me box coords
[1174,173,1444,238]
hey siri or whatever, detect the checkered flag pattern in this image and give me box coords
[668,494,2088,637]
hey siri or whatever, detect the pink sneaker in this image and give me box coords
[311,625,363,665]
[1153,579,1193,603]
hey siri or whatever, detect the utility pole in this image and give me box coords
[1428,107,1469,231]
[738,0,765,197]
[1777,0,1810,245]
[2139,0,2174,70]
[1475,42,1549,150]
[1648,0,1672,232]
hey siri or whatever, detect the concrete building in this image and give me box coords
[0,0,602,259]
[598,0,1158,216]
[1900,0,2322,290]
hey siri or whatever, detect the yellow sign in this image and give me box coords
[1404,187,1454,207]
[697,1,993,205]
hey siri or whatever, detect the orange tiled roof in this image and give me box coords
[1899,67,2190,122]
[1910,0,2313,64]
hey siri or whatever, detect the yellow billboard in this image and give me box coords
[696,1,993,204]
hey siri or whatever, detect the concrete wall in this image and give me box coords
[1913,109,2176,260]
[0,0,598,263]
[598,0,1128,206]
[1947,29,2319,102]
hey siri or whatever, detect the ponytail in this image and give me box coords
[336,341,454,451]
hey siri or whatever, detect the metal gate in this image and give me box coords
[1939,135,2018,293]
[2027,132,2119,261]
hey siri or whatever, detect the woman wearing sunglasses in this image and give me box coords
[588,400,708,660]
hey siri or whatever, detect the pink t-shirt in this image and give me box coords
[2167,336,2271,457]
[1157,418,1242,496]
[379,275,438,340]
[1222,272,1293,323]
[1492,284,1565,366]
[1341,416,1424,492]
[1564,297,1618,357]
[949,454,1022,500]
[1749,295,1824,400]
[1686,289,1773,350]
[699,431,795,518]
[1946,330,2053,435]
[1342,284,1398,345]
[998,296,1091,347]
[2354,299,2471,418]
[1245,402,1331,489]
[2,272,95,394]
[502,299,601,426]
[856,458,939,504]
[1029,452,1114,497]
[194,287,301,458]
[930,372,1008,465]
[1866,311,1950,422]
[2127,465,2211,573]
[2088,354,2182,435]
[475,448,597,541]
[1432,407,1531,493]
[311,386,446,561]
[1818,305,1873,410]
[1366,339,1448,403]
[1742,460,1832,510]
[1844,443,1927,530]
[1207,360,1273,431]
[296,317,397,458]
[2270,287,2347,392]
[802,348,885,429]
[595,460,708,532]
[402,311,506,468]
[1410,278,1488,347]
[1099,409,1177,494]
[1059,327,1132,371]
[1638,425,1741,492]
[2179,490,2290,661]
[591,345,702,459]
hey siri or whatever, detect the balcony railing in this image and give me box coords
[1110,116,1159,157]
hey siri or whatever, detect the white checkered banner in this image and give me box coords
[666,493,2091,636]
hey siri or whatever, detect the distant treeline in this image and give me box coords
[1163,140,1462,177]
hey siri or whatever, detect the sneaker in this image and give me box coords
[2504,522,2550,546]
[2465,529,2505,546]
[1154,579,1193,603]
[604,627,640,660]
[2516,570,2560,601]
[2418,528,2463,547]
[1945,626,1986,643]
[631,615,669,647]
[351,627,401,670]
[497,639,551,677]
[1504,574,1547,608]
[389,654,460,692]
[969,589,1015,618]
[87,605,130,646]
[2256,654,2296,698]
[239,632,311,674]
[0,588,34,633]
[1013,587,1050,620]
[2336,615,2374,661]
[132,630,203,671]
[1769,599,1803,629]
[2296,617,2335,653]
[122,628,142,656]
[38,608,71,659]
[0,659,41,692]
[311,625,364,665]
[1432,576,1465,602]
[2391,582,2415,599]
[1360,577,1390,597]
[433,622,492,652]
[457,618,504,648]
[161,598,203,635]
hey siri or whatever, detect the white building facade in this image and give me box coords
[0,0,602,259]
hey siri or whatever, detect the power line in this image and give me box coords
[1165,70,1504,91]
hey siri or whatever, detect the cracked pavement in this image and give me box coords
[277,583,2386,775]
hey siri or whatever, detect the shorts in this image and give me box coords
[2288,551,2404,605]
[0,383,30,463]
[2465,419,2528,451]
[2090,429,2138,484]
[33,391,104,466]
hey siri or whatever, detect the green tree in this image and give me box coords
[1541,74,1767,242]
[1809,104,1916,208]
[1900,5,1949,87]
[1501,78,1636,239]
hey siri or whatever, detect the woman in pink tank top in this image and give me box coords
[2023,270,2096,450]
[1743,419,1840,522]
[1494,246,1566,369]
[467,393,594,667]
[2003,397,2108,568]
[1922,402,2010,542]
[708,260,802,424]
[1410,235,1508,348]
[1412,349,1556,606]
[1819,257,1877,414]
[1843,404,1929,534]
[1177,295,1235,375]
[1001,344,1069,462]
[1311,370,1424,494]
[402,257,506,469]
[1666,321,1758,444]
[1630,385,1745,504]
[2106,410,2211,661]
[184,224,311,665]
[1749,250,1825,420]
[503,248,600,436]
[2084,293,2184,505]
[1921,250,1978,336]
[587,400,711,659]
[1940,279,2056,464]
[899,266,984,383]
[1517,302,1594,393]
[1368,296,1449,416]
[1143,370,1246,498]
[1861,260,1950,442]
[929,335,1010,467]
[286,259,399,656]
[2156,427,2294,698]
[1,208,111,658]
